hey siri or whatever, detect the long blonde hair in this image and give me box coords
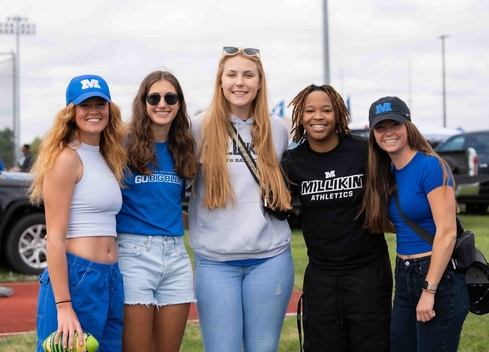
[29,102,128,205]
[361,120,458,233]
[200,51,291,211]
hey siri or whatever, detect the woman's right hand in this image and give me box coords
[55,302,85,350]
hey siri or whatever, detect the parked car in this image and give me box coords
[349,123,370,138]
[0,171,46,274]
[435,130,489,213]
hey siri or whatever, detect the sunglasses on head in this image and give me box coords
[222,46,260,58]
[145,93,179,106]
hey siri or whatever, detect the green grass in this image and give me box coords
[1,213,489,351]
[0,333,37,352]
[0,268,38,283]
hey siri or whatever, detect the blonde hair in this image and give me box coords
[361,120,458,233]
[29,102,128,205]
[200,51,291,211]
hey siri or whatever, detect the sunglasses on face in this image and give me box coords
[145,93,179,106]
[222,46,260,58]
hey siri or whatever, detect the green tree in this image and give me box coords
[29,137,42,160]
[0,128,14,169]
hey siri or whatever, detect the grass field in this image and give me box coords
[1,213,488,351]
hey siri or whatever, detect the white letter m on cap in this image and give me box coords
[80,79,101,90]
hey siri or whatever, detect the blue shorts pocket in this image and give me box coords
[37,268,51,321]
[68,265,90,295]
[39,268,50,284]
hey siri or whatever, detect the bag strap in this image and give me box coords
[395,192,464,270]
[228,124,279,209]
[297,293,304,352]
[229,124,261,185]
[394,191,434,245]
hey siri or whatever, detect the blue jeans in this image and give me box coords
[391,256,469,352]
[194,246,294,352]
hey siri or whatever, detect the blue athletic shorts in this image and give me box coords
[117,234,195,306]
[36,252,124,352]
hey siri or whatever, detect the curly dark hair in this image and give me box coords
[288,84,351,143]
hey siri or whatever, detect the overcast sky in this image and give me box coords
[0,0,488,145]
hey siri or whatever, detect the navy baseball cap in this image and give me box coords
[65,74,111,106]
[368,96,411,128]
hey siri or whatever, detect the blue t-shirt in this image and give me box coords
[116,142,186,236]
[389,151,453,255]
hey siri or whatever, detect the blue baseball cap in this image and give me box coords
[368,96,411,128]
[65,74,111,106]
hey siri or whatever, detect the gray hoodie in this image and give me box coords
[188,113,292,261]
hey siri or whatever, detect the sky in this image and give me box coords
[0,0,488,145]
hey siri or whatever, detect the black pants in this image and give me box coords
[302,257,393,352]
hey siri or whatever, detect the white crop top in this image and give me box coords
[66,142,122,239]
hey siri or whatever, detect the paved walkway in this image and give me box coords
[0,281,302,338]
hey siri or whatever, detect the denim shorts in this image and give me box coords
[117,233,195,306]
[36,253,124,352]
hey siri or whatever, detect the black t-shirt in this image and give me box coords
[282,135,388,275]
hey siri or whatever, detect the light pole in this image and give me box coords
[440,35,449,128]
[322,0,330,85]
[0,16,36,165]
[0,51,15,164]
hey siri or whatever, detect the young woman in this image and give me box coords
[362,96,469,352]
[30,74,127,352]
[115,70,198,352]
[188,46,294,352]
[282,84,392,351]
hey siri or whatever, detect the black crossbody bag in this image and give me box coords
[394,191,476,271]
[228,124,289,220]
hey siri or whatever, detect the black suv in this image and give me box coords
[435,130,489,213]
[0,171,46,274]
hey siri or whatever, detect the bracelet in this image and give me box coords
[422,288,436,294]
[55,300,72,305]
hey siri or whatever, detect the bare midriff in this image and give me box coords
[66,236,118,263]
[397,251,432,260]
